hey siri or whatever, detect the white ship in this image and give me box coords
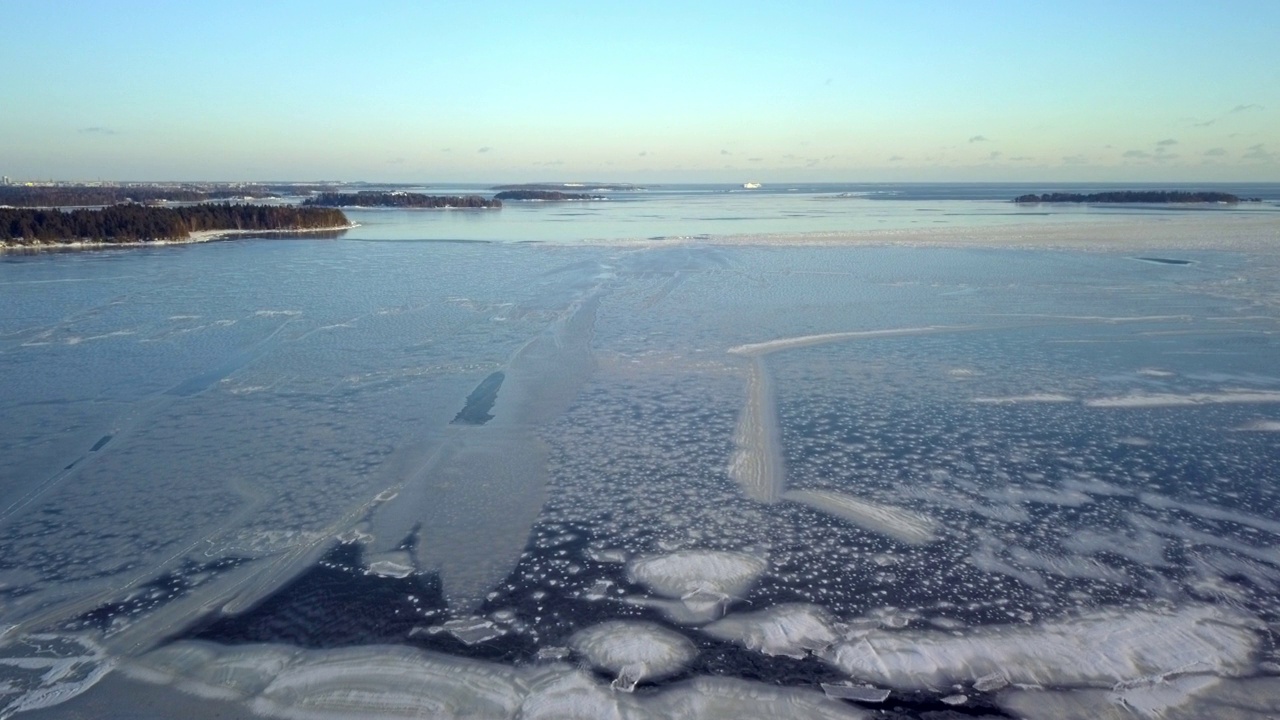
[742,182,762,189]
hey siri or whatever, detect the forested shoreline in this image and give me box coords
[492,190,601,201]
[1013,191,1243,203]
[303,192,500,208]
[0,184,345,207]
[1,204,350,246]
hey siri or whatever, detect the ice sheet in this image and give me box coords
[4,218,1280,717]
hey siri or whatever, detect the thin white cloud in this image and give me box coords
[1203,147,1228,157]
[1243,144,1276,162]
[1156,138,1178,146]
[968,135,989,143]
[78,126,118,135]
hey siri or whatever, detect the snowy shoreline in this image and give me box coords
[0,223,359,253]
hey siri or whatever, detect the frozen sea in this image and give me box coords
[3,183,1280,719]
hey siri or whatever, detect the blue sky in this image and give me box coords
[2,0,1278,182]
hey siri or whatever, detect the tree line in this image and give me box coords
[0,186,282,207]
[1013,191,1241,204]
[492,190,601,201]
[1,204,350,245]
[303,191,501,208]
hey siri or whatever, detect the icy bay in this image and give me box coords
[3,205,1280,719]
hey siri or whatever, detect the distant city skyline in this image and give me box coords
[3,0,1278,182]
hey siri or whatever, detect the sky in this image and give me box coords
[2,0,1278,183]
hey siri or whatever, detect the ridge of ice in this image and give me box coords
[728,358,785,503]
[783,489,938,545]
[971,393,1074,404]
[727,327,961,357]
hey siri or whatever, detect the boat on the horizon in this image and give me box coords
[742,182,762,189]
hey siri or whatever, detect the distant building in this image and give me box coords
[1,176,11,186]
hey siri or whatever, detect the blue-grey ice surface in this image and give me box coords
[2,193,1280,719]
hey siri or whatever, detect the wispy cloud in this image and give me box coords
[1243,144,1276,162]
[987,151,1002,160]
[720,149,731,155]
[1156,138,1178,146]
[968,135,988,143]
[1203,147,1228,157]
[637,150,648,157]
[78,126,118,135]
[1192,104,1265,128]
[888,155,904,162]
[747,157,763,162]
[1122,150,1151,159]
[1061,154,1088,165]
[477,146,491,153]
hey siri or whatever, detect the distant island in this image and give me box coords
[492,190,602,201]
[1013,191,1243,204]
[490,183,642,192]
[1,204,351,248]
[302,191,500,209]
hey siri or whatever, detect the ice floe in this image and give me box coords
[1231,419,1280,431]
[644,676,868,719]
[569,621,697,691]
[703,604,839,659]
[1002,674,1280,720]
[628,550,768,624]
[1084,390,1280,408]
[820,682,891,702]
[0,635,114,717]
[821,605,1260,691]
[412,617,506,646]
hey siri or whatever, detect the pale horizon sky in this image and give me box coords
[3,0,1279,183]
